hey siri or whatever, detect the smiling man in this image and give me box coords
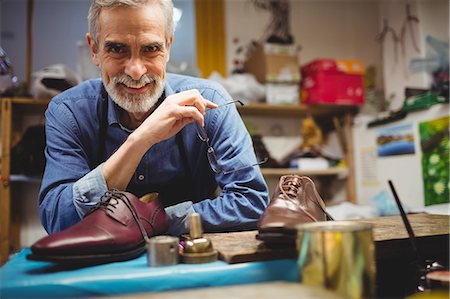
[38,0,269,238]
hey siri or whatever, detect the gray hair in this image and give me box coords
[88,0,174,48]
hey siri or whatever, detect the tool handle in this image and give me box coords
[388,180,423,265]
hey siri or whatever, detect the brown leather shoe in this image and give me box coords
[28,189,168,264]
[256,175,333,245]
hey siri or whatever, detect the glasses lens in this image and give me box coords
[196,122,208,142]
[207,146,222,173]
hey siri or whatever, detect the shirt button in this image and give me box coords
[138,174,145,181]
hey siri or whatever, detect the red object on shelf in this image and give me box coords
[301,59,365,105]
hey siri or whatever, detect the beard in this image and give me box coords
[104,73,165,113]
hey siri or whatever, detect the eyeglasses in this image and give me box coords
[196,100,268,175]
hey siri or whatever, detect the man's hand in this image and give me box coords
[103,89,217,191]
[134,89,218,148]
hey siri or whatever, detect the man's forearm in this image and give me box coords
[102,131,154,190]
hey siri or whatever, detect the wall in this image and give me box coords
[223,0,384,139]
[225,0,382,84]
[353,0,449,213]
[223,0,383,141]
[1,0,91,82]
[378,0,449,110]
[353,105,449,211]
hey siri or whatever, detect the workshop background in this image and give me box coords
[0,0,448,251]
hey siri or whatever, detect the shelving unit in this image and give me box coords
[238,102,358,118]
[1,97,50,264]
[261,166,348,177]
[237,103,357,204]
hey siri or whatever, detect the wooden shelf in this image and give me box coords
[10,174,42,184]
[10,97,50,105]
[0,96,50,265]
[0,97,50,115]
[237,102,357,205]
[261,167,348,177]
[238,103,358,118]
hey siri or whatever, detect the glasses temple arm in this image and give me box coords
[222,157,268,175]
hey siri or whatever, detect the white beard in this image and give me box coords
[104,73,165,113]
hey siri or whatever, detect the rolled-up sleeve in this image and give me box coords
[165,201,195,236]
[73,163,108,218]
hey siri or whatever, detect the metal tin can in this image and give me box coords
[296,221,376,299]
[147,235,179,267]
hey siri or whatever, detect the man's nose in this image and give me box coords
[124,57,147,80]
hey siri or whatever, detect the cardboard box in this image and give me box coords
[244,43,300,84]
[266,83,299,105]
[301,59,365,105]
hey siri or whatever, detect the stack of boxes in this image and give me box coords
[244,44,366,106]
[300,59,365,105]
[244,43,300,104]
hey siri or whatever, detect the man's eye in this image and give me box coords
[106,44,125,54]
[144,45,161,52]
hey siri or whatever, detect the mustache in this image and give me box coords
[112,74,156,88]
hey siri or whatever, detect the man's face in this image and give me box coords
[87,3,173,113]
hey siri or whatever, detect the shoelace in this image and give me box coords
[87,189,152,243]
[279,176,332,222]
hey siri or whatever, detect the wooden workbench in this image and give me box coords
[206,213,449,298]
[205,213,449,264]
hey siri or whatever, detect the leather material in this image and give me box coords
[29,190,168,262]
[257,175,332,243]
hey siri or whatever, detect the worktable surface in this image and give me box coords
[206,213,450,263]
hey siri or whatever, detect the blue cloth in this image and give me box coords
[38,74,269,235]
[0,249,298,298]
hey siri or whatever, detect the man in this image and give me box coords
[38,0,269,236]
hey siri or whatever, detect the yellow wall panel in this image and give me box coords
[195,0,226,78]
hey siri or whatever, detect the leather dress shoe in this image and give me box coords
[256,175,333,245]
[28,189,168,264]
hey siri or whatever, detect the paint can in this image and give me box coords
[296,221,376,299]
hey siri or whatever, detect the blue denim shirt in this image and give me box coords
[39,73,269,235]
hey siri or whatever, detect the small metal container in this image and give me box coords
[296,221,376,299]
[147,235,179,267]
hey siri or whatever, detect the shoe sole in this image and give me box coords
[256,232,297,246]
[26,243,146,265]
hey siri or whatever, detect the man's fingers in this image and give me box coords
[180,117,195,128]
[168,89,217,115]
[205,99,218,109]
[174,105,205,127]
[158,89,220,131]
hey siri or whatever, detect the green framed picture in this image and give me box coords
[419,116,449,206]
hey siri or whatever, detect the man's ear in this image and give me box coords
[165,34,174,63]
[86,33,100,66]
